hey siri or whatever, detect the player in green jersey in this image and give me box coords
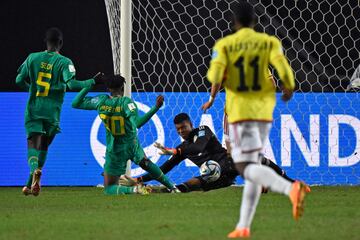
[72,74,179,195]
[16,28,103,196]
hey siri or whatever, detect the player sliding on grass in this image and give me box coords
[72,74,179,195]
[125,113,295,193]
[203,1,307,238]
[16,27,103,196]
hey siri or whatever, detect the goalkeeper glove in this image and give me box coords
[154,142,177,155]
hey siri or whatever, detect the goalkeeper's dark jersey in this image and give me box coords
[141,125,232,182]
[173,125,228,167]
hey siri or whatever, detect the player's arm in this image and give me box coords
[71,86,102,110]
[62,60,102,90]
[137,154,184,182]
[15,56,30,90]
[269,37,295,101]
[125,96,163,129]
[136,95,164,128]
[156,126,214,156]
[201,83,222,112]
[203,39,227,111]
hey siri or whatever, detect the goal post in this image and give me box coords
[104,0,133,176]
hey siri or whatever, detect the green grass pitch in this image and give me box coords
[0,186,359,240]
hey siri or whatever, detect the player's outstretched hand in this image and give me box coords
[156,95,164,108]
[93,72,105,85]
[119,175,138,186]
[154,142,177,155]
[281,88,293,102]
[201,101,214,113]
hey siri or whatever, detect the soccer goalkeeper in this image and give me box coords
[16,27,103,196]
[72,74,179,195]
[128,113,297,193]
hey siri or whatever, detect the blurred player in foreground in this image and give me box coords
[72,74,179,195]
[203,1,307,238]
[16,27,102,196]
[127,113,294,193]
[203,72,302,193]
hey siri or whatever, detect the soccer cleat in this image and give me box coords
[22,186,32,196]
[289,181,307,220]
[135,185,152,195]
[31,169,42,197]
[169,187,181,193]
[227,228,250,238]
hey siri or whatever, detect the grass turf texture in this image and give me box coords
[0,186,359,240]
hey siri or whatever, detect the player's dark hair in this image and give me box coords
[44,27,63,45]
[104,74,126,90]
[232,1,255,27]
[173,113,191,124]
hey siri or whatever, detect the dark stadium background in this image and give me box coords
[0,0,359,92]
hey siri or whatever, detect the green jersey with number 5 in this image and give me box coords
[16,51,76,122]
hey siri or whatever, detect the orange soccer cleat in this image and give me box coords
[227,228,250,238]
[289,181,307,220]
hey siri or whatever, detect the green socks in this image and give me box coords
[28,148,39,173]
[26,174,33,188]
[38,150,47,168]
[104,185,135,195]
[145,161,175,190]
[26,149,48,187]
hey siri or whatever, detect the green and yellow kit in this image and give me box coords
[16,51,93,137]
[72,87,159,176]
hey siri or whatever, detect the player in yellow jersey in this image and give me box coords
[203,1,307,238]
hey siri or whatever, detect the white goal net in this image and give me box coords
[104,0,360,185]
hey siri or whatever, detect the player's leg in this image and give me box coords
[229,122,306,235]
[103,152,149,195]
[23,119,43,194]
[227,122,263,237]
[103,174,136,195]
[131,141,177,191]
[176,178,202,192]
[151,178,202,193]
[24,134,48,196]
[260,155,294,182]
[37,121,61,170]
[26,121,60,196]
[138,157,177,191]
[260,155,310,192]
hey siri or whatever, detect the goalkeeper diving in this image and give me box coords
[120,113,306,193]
[72,74,179,195]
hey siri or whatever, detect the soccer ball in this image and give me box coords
[199,160,221,182]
